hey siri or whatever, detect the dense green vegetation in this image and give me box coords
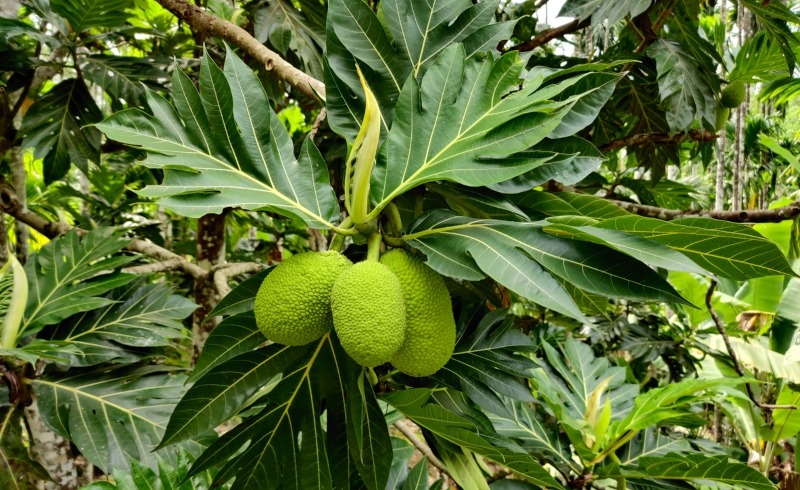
[2,0,800,489]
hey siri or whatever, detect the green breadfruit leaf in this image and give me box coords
[619,177,700,209]
[489,137,606,193]
[535,337,638,424]
[51,0,131,34]
[647,39,718,133]
[21,228,136,338]
[96,48,339,226]
[616,427,693,466]
[426,182,529,221]
[382,388,564,489]
[512,192,630,220]
[488,397,580,475]
[18,78,103,183]
[401,458,429,490]
[560,0,651,26]
[81,450,225,490]
[180,333,391,490]
[432,307,538,418]
[594,215,796,280]
[598,453,776,490]
[730,33,787,83]
[254,0,325,80]
[544,222,708,275]
[326,0,524,141]
[31,366,208,473]
[608,377,739,440]
[0,406,51,489]
[189,312,267,383]
[403,209,689,321]
[386,437,416,490]
[370,45,609,215]
[548,72,620,138]
[82,55,169,108]
[39,279,196,366]
[741,0,800,72]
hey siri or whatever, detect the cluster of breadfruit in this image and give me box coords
[254,249,457,377]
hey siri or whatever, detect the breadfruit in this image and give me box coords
[381,249,456,377]
[331,261,406,367]
[721,81,746,108]
[715,104,730,131]
[254,251,352,346]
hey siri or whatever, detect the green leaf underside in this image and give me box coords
[600,453,775,490]
[31,367,204,473]
[403,209,689,322]
[96,48,338,227]
[22,228,135,338]
[41,279,196,366]
[180,333,391,490]
[594,216,795,280]
[189,311,267,384]
[383,389,563,489]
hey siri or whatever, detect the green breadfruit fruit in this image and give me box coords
[254,251,352,346]
[381,249,456,377]
[331,261,406,367]
[715,103,730,131]
[720,81,746,108]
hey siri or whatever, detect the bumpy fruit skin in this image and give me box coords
[381,249,456,377]
[254,251,352,346]
[715,104,730,131]
[331,261,406,367]
[721,81,746,108]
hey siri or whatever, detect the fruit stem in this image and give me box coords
[366,231,382,262]
[386,203,403,238]
[329,217,354,252]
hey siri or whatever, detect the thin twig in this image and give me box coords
[213,262,263,297]
[706,280,797,411]
[393,420,450,477]
[611,199,800,223]
[308,108,327,144]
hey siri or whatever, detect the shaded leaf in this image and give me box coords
[0,406,50,489]
[206,268,271,319]
[190,312,267,383]
[18,79,103,183]
[51,0,131,33]
[83,55,168,108]
[31,366,205,473]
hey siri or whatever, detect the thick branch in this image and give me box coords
[507,18,590,53]
[123,258,185,275]
[213,262,263,297]
[154,0,325,103]
[0,176,207,279]
[393,420,450,477]
[599,130,718,152]
[612,199,800,223]
[706,281,796,411]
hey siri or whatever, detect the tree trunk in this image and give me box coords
[732,2,750,212]
[715,0,728,211]
[192,211,228,361]
[10,147,28,263]
[24,401,83,490]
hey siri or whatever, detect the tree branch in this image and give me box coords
[122,258,185,275]
[0,176,207,279]
[393,419,450,477]
[154,0,325,103]
[506,18,590,53]
[706,280,797,411]
[213,262,263,297]
[611,199,800,223]
[599,130,718,152]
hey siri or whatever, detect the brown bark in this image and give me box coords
[24,401,81,490]
[154,0,325,103]
[612,198,800,223]
[192,211,228,359]
[0,213,7,267]
[10,147,27,264]
[715,0,728,212]
[598,130,718,152]
[506,18,590,53]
